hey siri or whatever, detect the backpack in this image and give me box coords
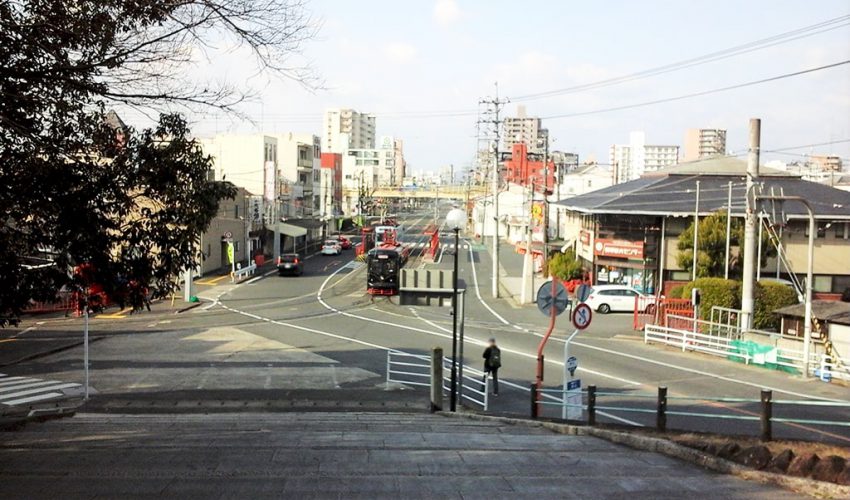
[488,347,502,369]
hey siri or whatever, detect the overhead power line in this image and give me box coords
[540,59,850,120]
[511,14,850,102]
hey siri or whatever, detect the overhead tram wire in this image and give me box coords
[511,14,850,102]
[539,59,850,120]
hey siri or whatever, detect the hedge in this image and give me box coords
[667,284,686,300]
[754,281,799,331]
[681,278,741,320]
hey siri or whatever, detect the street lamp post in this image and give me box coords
[446,207,466,412]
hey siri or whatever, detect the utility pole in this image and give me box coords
[521,181,534,304]
[542,134,550,278]
[692,180,700,281]
[741,118,761,331]
[478,84,508,299]
[724,181,732,279]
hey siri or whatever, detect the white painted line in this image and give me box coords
[465,240,510,325]
[0,377,33,387]
[0,383,80,402]
[0,381,60,393]
[245,275,264,285]
[2,392,66,406]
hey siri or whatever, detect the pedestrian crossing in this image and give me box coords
[406,242,469,250]
[0,373,84,409]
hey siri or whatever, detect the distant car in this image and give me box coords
[584,285,652,314]
[321,240,342,256]
[277,253,303,276]
[330,235,352,250]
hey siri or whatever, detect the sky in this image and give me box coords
[121,0,850,174]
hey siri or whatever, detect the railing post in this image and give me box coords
[430,348,443,413]
[656,386,667,432]
[530,383,539,419]
[760,389,772,442]
[587,385,597,426]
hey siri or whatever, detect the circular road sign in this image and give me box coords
[536,280,570,317]
[572,303,592,330]
[224,231,233,239]
[575,284,592,303]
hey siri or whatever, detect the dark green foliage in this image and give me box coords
[668,284,687,299]
[682,278,741,320]
[548,249,584,281]
[754,281,799,331]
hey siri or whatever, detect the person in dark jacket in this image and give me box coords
[482,337,501,396]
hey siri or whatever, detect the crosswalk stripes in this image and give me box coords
[0,373,84,410]
[404,242,469,250]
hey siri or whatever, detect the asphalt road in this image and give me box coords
[203,209,850,444]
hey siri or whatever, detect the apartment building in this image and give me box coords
[275,132,321,217]
[610,131,679,183]
[503,105,548,155]
[323,108,376,153]
[683,128,727,161]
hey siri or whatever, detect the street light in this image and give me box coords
[446,207,466,412]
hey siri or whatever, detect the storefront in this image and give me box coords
[592,238,656,294]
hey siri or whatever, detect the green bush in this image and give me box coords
[682,278,741,320]
[548,249,583,281]
[667,284,686,299]
[754,281,799,331]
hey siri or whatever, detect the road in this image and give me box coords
[3,209,849,444]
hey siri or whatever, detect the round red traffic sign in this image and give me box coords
[572,303,592,330]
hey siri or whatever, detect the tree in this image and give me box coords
[548,249,584,281]
[677,211,774,279]
[0,1,317,324]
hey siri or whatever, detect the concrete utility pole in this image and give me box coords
[521,182,534,304]
[724,181,732,279]
[542,135,550,278]
[692,180,700,281]
[478,86,507,299]
[741,118,761,331]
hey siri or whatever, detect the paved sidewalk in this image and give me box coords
[0,412,800,499]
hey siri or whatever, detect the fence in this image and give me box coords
[645,322,819,374]
[385,350,488,410]
[633,297,694,331]
[532,385,850,441]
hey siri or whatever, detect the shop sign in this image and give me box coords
[579,230,591,245]
[593,239,644,259]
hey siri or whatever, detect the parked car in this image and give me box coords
[337,235,352,250]
[584,285,651,314]
[321,240,342,256]
[277,253,303,276]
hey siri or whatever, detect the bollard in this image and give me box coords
[760,389,772,442]
[530,383,539,419]
[430,348,443,413]
[587,385,597,426]
[656,386,667,432]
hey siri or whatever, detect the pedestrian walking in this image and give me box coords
[482,338,501,396]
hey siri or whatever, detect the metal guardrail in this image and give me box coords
[645,323,818,373]
[385,351,488,410]
[532,385,850,440]
[231,263,257,282]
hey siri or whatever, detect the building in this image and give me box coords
[323,108,376,153]
[393,138,406,186]
[810,154,843,173]
[275,132,321,217]
[551,163,614,240]
[551,151,580,178]
[503,143,556,193]
[610,131,679,183]
[555,157,850,298]
[503,105,548,155]
[683,128,727,162]
[199,187,256,275]
[319,152,342,219]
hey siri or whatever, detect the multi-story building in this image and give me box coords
[683,128,727,162]
[503,105,548,154]
[610,131,679,183]
[810,154,844,172]
[393,138,406,186]
[503,143,555,193]
[275,133,321,217]
[323,108,376,153]
[319,153,342,218]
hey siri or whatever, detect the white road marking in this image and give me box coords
[465,240,510,325]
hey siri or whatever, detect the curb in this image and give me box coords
[438,411,850,499]
[174,302,203,314]
[0,337,105,367]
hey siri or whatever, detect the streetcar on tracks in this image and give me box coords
[365,226,410,296]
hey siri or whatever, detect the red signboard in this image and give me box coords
[579,230,591,245]
[593,239,644,259]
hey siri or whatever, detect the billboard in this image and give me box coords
[593,239,644,259]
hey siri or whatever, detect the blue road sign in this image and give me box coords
[536,280,570,317]
[567,379,581,391]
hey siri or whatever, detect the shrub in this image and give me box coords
[668,284,686,299]
[548,249,583,281]
[754,281,799,331]
[682,278,741,320]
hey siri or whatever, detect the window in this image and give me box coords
[299,149,307,161]
[836,223,849,239]
[234,204,239,218]
[234,241,239,252]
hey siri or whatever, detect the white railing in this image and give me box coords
[231,263,257,282]
[384,351,488,410]
[819,353,850,382]
[709,306,741,332]
[645,323,818,374]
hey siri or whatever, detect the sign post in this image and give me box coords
[562,300,592,419]
[534,278,569,417]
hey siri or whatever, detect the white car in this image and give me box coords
[584,285,652,314]
[321,240,342,256]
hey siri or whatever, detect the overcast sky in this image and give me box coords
[122,0,850,173]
